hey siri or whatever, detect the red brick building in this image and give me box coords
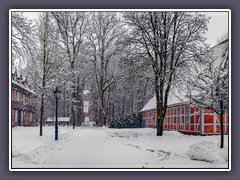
[140,40,229,135]
[11,72,37,127]
[140,95,229,135]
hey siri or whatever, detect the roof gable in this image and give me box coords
[140,92,188,112]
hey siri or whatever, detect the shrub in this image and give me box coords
[109,113,142,128]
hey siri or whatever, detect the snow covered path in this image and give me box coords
[47,127,157,168]
[12,126,229,169]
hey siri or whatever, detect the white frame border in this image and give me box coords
[9,9,231,172]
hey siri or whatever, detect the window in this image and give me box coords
[23,94,25,103]
[185,105,190,124]
[30,112,33,124]
[151,111,155,123]
[15,110,17,123]
[177,106,181,124]
[16,91,19,101]
[21,111,24,123]
[164,114,168,124]
[170,107,174,123]
[19,92,22,102]
[83,101,89,113]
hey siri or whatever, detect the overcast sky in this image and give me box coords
[23,11,229,47]
[203,11,229,46]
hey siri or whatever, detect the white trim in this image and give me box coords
[228,10,232,171]
[9,9,12,171]
[9,9,231,12]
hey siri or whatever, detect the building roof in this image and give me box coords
[140,40,228,113]
[208,39,228,69]
[12,80,37,96]
[46,117,70,122]
[12,71,37,96]
[140,92,188,112]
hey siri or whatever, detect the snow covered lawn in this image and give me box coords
[11,126,229,169]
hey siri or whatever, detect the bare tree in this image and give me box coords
[188,39,229,148]
[35,12,61,136]
[85,12,124,126]
[124,12,209,136]
[52,12,87,129]
[11,12,35,69]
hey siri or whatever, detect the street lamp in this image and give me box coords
[53,86,61,141]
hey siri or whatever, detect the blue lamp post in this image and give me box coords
[53,86,61,141]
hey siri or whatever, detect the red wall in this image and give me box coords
[141,105,228,135]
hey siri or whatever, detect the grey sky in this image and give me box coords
[22,11,229,47]
[203,11,229,46]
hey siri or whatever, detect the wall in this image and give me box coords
[141,104,229,135]
[11,86,36,127]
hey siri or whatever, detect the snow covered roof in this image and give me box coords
[46,117,70,122]
[140,40,229,113]
[140,92,188,112]
[208,39,228,69]
[12,80,37,96]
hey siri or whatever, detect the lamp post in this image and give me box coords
[53,86,61,141]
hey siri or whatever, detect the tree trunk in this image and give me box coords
[72,104,75,129]
[155,73,163,136]
[39,13,48,136]
[99,90,105,126]
[71,62,76,129]
[121,97,125,116]
[220,100,224,148]
[39,91,45,136]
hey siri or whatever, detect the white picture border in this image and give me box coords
[9,9,231,171]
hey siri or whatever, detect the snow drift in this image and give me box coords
[187,140,228,163]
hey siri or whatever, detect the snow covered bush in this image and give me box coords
[109,113,142,128]
[187,140,228,164]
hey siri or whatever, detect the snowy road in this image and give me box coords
[12,126,229,168]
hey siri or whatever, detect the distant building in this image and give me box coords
[45,117,70,126]
[82,88,98,126]
[140,40,229,135]
[11,72,37,127]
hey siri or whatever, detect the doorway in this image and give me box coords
[17,111,21,126]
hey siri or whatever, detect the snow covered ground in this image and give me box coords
[11,126,229,169]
